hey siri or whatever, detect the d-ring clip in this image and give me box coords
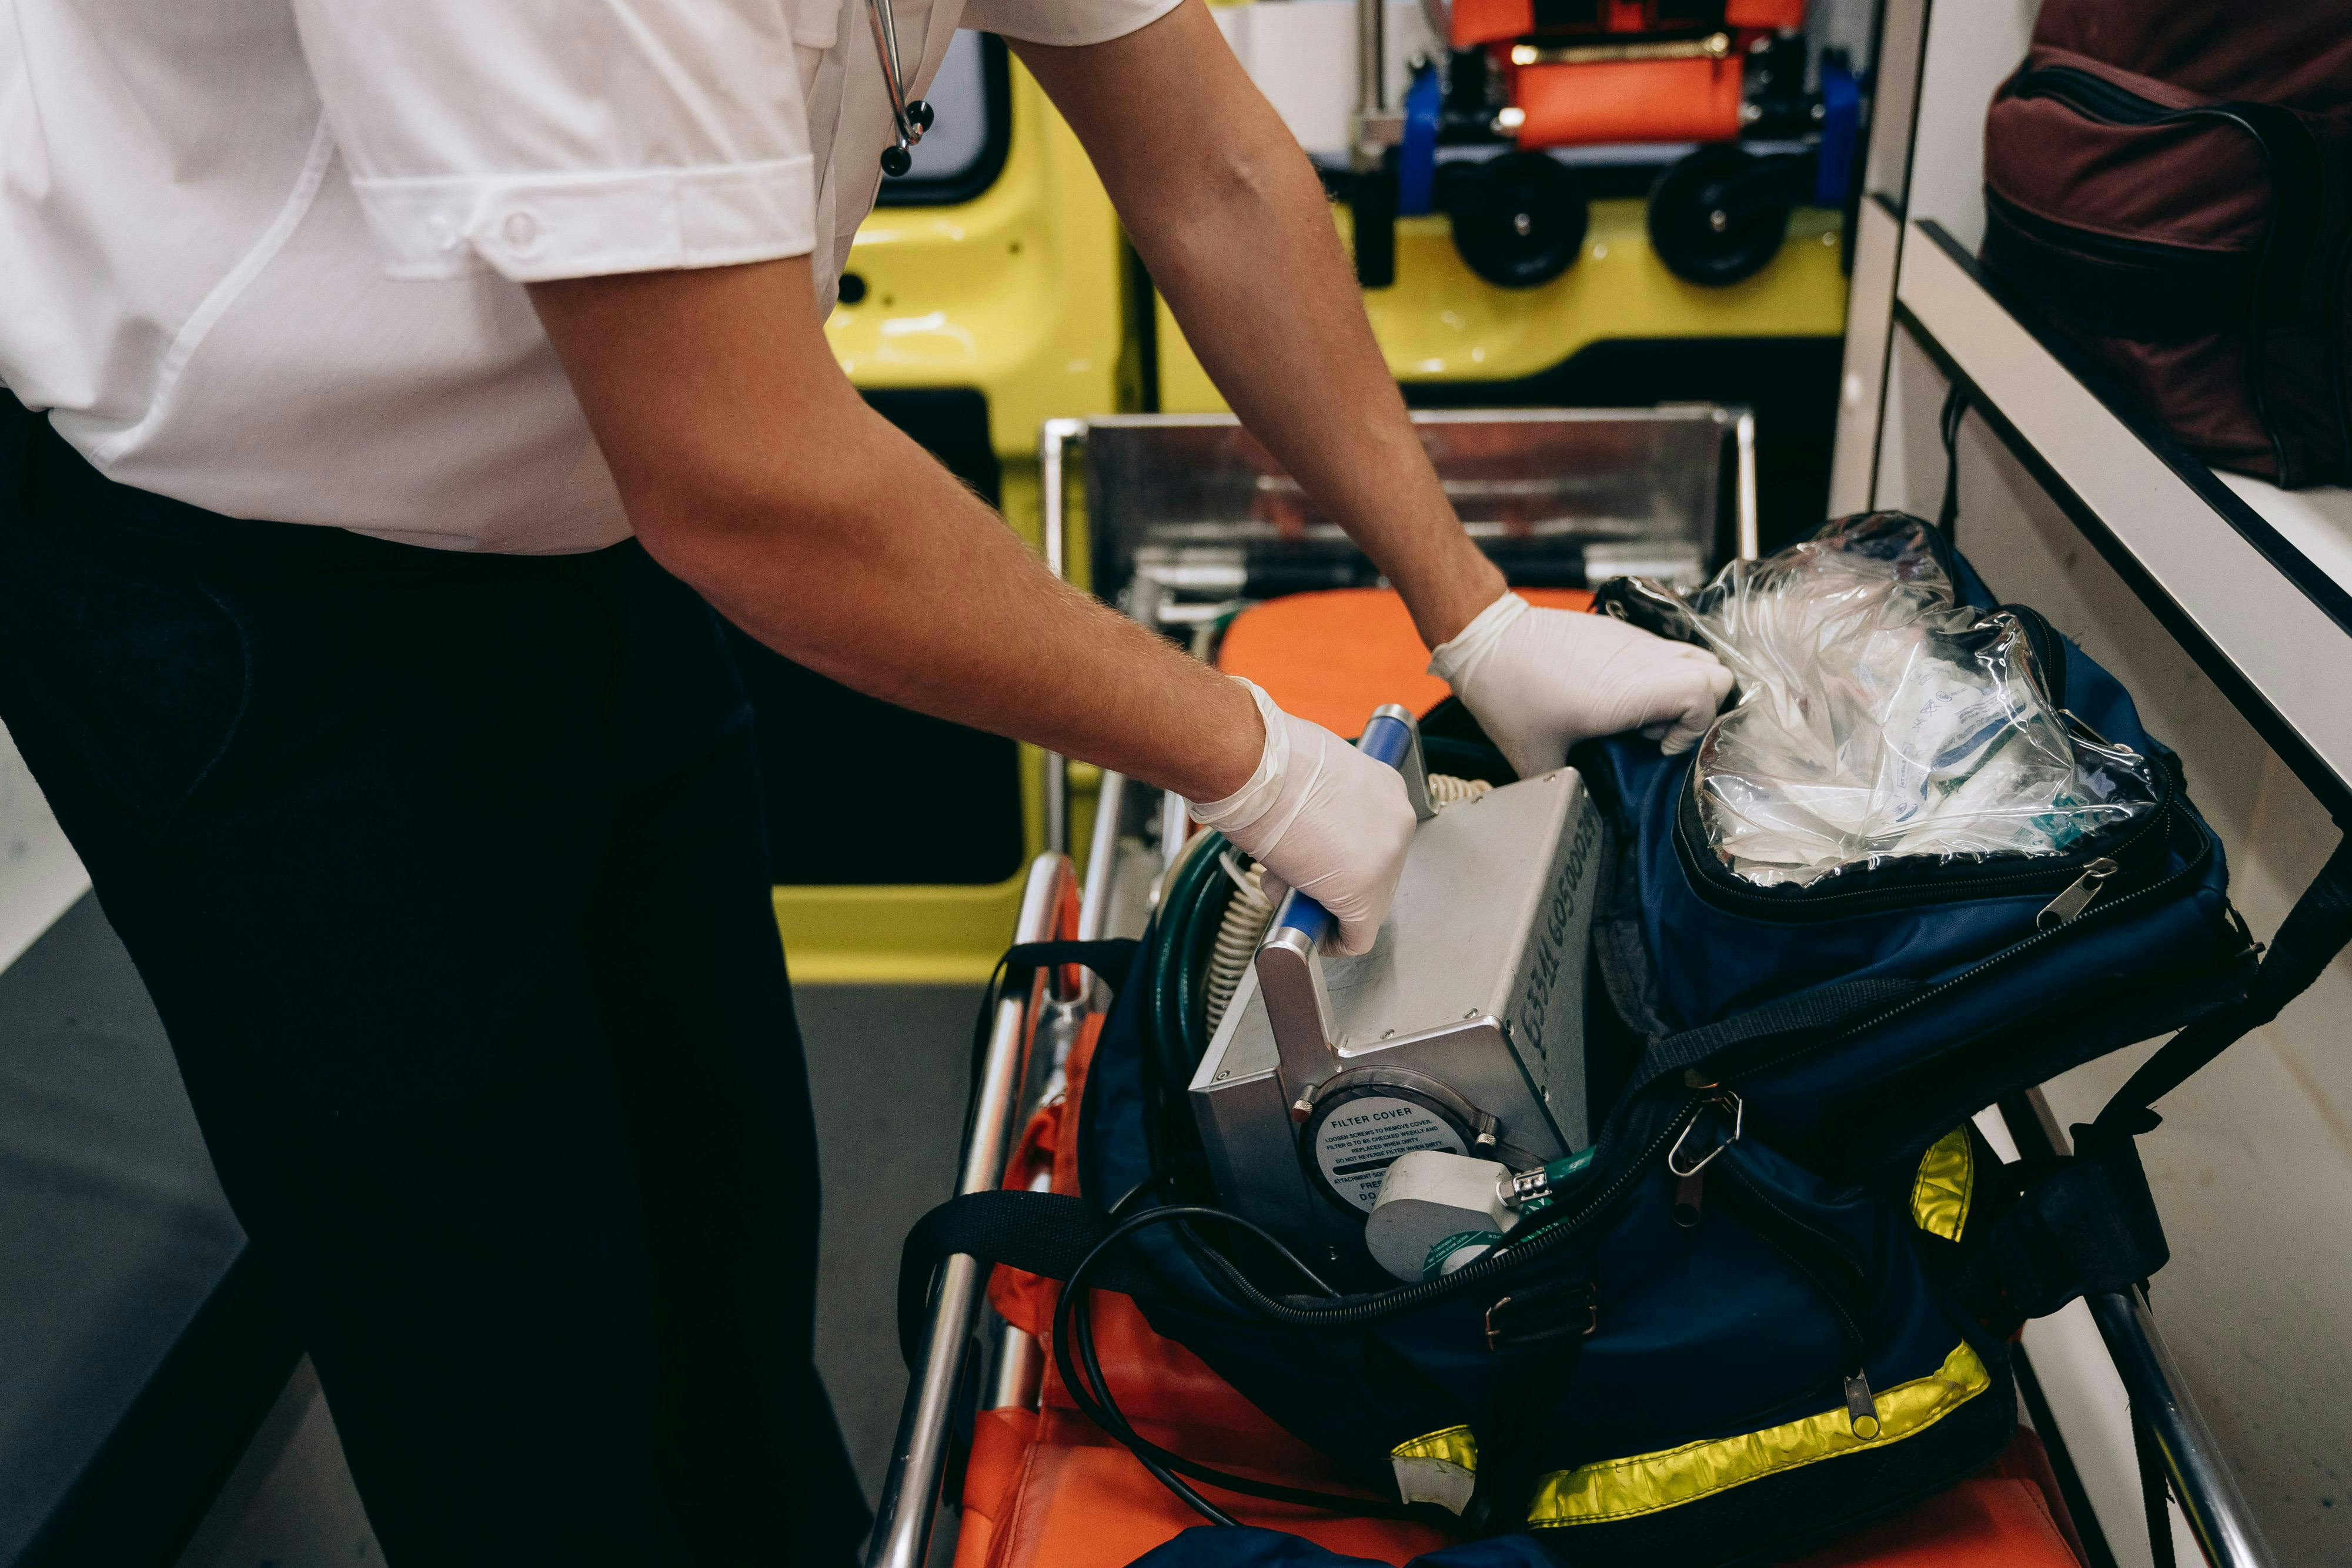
[1666,1089,1743,1178]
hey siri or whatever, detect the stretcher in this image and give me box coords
[867,413,2270,1568]
[1336,0,1856,290]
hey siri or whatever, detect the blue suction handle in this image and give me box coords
[1266,706,1419,952]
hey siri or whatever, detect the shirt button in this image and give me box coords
[426,211,459,252]
[503,211,540,250]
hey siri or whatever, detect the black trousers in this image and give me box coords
[0,400,868,1564]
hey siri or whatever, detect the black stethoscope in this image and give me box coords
[868,0,934,176]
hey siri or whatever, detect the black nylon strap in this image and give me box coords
[1960,1112,2170,1325]
[1463,1271,1593,1536]
[1938,385,1968,534]
[2096,838,2352,1137]
[895,1189,1162,1368]
[1001,938,1140,995]
[1633,977,1924,1089]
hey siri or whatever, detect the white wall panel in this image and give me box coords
[1896,361,2352,1564]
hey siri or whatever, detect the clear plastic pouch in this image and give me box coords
[1615,514,2157,888]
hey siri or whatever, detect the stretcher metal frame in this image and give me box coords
[868,403,2267,1568]
[866,851,1083,1568]
[1037,407,1758,853]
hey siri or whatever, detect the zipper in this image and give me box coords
[1713,1154,1867,1277]
[2012,64,2177,128]
[1497,1091,1703,1260]
[2036,856,2118,928]
[1668,594,2176,921]
[1736,821,2214,1081]
[1984,188,2253,273]
[1713,1159,1872,1402]
[1672,755,2175,924]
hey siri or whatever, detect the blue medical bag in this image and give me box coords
[900,515,2346,1566]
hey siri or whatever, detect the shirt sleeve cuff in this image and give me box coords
[350,157,818,283]
[970,0,1184,48]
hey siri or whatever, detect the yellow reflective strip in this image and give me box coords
[1910,1125,1976,1242]
[1526,1342,1992,1527]
[1390,1425,1478,1469]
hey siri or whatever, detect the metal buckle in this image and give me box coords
[1484,1281,1599,1352]
[1666,1090,1744,1178]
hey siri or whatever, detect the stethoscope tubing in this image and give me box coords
[868,0,933,175]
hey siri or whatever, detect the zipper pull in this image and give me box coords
[2037,857,2119,929]
[1845,1371,1882,1440]
[1672,1165,1706,1229]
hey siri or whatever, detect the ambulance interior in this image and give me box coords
[0,4,2346,1567]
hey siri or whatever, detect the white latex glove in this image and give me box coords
[1429,593,1735,778]
[1187,680,1415,957]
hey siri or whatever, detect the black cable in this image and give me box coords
[1065,1265,1238,1527]
[1147,835,1224,1091]
[1048,1204,1422,1524]
[958,951,1017,1155]
[1069,1281,1423,1520]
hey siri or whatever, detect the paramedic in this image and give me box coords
[0,1,1732,1563]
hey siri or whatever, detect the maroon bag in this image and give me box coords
[1980,0,2352,487]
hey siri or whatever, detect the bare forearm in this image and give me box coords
[1128,115,1502,647]
[528,260,1261,803]
[1017,4,1505,647]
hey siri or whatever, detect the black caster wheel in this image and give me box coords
[1442,152,1589,290]
[1646,145,1793,287]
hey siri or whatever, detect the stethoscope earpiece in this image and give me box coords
[868,0,938,176]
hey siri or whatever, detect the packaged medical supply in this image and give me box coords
[1608,511,2157,886]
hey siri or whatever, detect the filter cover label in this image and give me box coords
[1311,1096,1468,1212]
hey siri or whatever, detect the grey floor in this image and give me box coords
[796,981,978,1501]
[0,897,243,1563]
[0,894,978,1561]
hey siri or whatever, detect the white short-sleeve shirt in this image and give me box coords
[0,0,1178,552]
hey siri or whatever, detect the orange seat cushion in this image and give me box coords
[1215,588,1592,736]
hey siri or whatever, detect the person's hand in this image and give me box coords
[1430,593,1734,778]
[1187,680,1415,956]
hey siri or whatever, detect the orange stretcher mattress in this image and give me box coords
[956,1409,2083,1568]
[1214,588,1592,735]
